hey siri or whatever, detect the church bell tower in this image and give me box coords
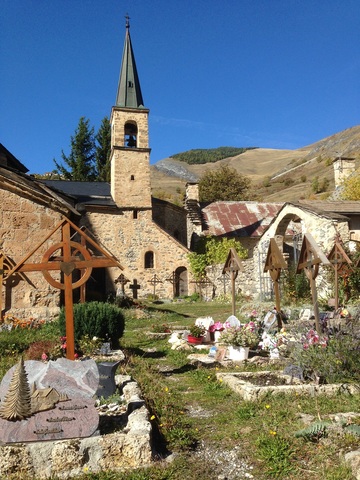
[110,16,152,209]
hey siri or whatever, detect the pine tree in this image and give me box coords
[95,117,111,182]
[53,117,96,181]
[0,358,32,421]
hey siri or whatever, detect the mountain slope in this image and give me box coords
[150,125,360,203]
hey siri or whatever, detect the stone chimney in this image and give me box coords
[184,183,202,249]
[333,157,356,188]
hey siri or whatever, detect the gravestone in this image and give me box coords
[95,361,122,399]
[0,358,99,443]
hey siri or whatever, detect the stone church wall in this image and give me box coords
[152,199,188,246]
[0,190,63,319]
[82,209,194,299]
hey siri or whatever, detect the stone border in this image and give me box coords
[0,376,152,479]
[216,371,358,401]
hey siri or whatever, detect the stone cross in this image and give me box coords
[129,279,141,299]
[115,273,129,297]
[149,274,162,297]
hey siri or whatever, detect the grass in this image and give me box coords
[0,300,359,479]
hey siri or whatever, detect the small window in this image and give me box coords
[130,175,135,181]
[144,251,154,269]
[133,209,138,219]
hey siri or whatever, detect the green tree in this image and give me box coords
[199,165,252,202]
[95,117,111,182]
[341,170,360,200]
[53,117,96,181]
[188,236,247,279]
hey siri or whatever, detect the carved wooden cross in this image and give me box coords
[264,237,288,330]
[6,218,123,360]
[129,279,141,299]
[327,237,352,310]
[296,233,330,333]
[222,248,243,316]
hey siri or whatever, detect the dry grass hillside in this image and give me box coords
[150,125,360,204]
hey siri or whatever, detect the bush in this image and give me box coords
[59,302,125,348]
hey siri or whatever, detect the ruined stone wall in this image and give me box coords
[82,209,194,299]
[0,190,63,319]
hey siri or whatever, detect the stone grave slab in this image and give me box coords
[0,358,100,443]
[95,361,122,399]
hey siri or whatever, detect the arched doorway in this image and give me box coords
[174,267,188,297]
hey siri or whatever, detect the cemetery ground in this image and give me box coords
[1,300,360,479]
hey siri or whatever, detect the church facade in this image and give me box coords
[0,20,193,320]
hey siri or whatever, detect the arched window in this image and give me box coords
[124,122,138,148]
[144,251,154,269]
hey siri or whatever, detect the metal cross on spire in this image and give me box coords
[125,13,130,29]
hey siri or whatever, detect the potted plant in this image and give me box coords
[220,322,259,360]
[187,324,206,344]
[209,321,224,342]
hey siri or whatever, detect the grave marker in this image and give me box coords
[129,279,141,299]
[327,236,352,310]
[296,233,330,333]
[222,248,243,316]
[264,237,288,329]
[5,218,123,359]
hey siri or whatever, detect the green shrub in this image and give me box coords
[59,302,125,348]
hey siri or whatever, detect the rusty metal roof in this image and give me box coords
[201,201,284,238]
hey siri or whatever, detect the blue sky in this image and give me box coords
[1,0,359,174]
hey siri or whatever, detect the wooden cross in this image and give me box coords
[296,233,330,333]
[5,218,123,360]
[0,252,29,320]
[129,279,141,299]
[327,236,352,310]
[264,237,288,330]
[149,274,162,297]
[222,248,243,316]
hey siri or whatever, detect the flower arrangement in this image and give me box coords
[209,321,224,333]
[2,314,45,330]
[220,322,259,348]
[259,328,293,356]
[303,329,328,349]
[151,323,171,333]
[189,324,206,338]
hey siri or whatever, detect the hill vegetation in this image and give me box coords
[170,146,257,164]
[151,125,360,204]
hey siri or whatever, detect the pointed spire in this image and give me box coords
[115,15,145,108]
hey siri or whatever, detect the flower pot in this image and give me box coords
[228,346,250,361]
[214,330,223,343]
[187,335,204,345]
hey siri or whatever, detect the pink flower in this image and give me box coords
[41,352,48,361]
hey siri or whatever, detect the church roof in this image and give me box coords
[43,180,115,207]
[0,143,28,173]
[115,17,145,109]
[201,201,284,238]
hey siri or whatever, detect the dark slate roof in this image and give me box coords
[201,202,284,238]
[115,18,145,109]
[0,144,28,173]
[42,180,115,207]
